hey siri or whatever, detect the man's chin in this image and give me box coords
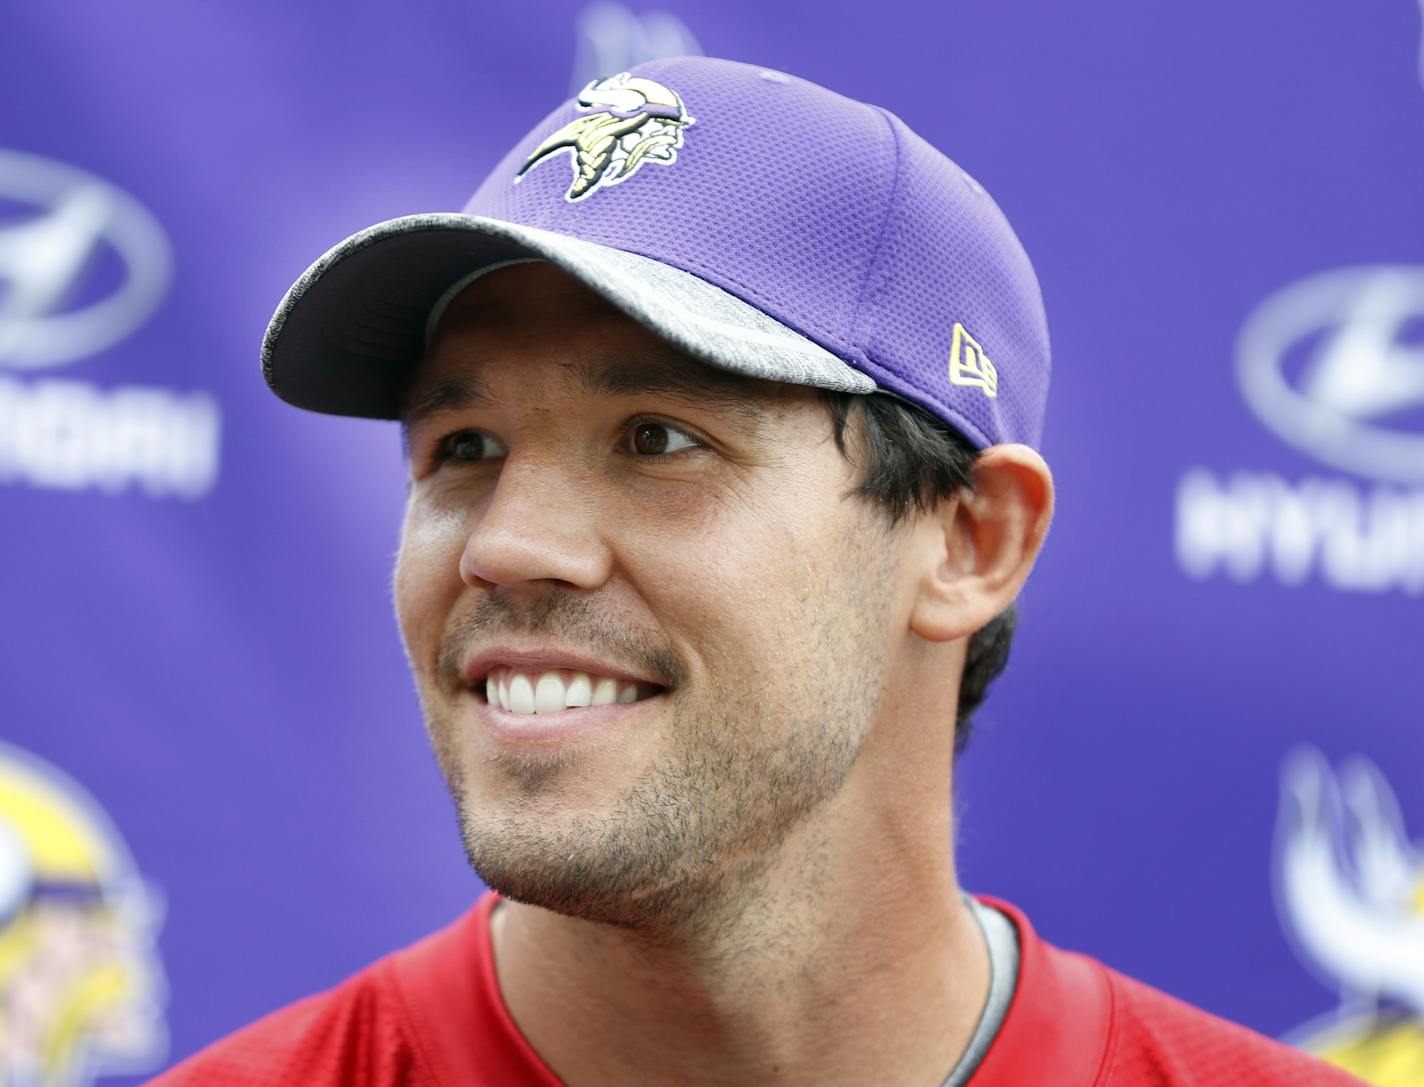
[456,812,713,932]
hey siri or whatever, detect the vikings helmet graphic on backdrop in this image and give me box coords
[1274,746,1424,1085]
[0,742,167,1086]
[516,72,694,201]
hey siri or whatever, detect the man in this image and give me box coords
[151,57,1363,1085]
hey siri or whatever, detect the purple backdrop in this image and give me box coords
[2,3,1421,1084]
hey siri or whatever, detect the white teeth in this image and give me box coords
[487,668,654,715]
[565,672,592,707]
[509,673,535,714]
[534,672,566,714]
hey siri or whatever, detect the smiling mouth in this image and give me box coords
[474,667,666,716]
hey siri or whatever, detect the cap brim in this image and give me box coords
[261,213,876,419]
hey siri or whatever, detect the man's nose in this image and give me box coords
[457,453,614,593]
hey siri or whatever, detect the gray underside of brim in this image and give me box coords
[261,213,877,419]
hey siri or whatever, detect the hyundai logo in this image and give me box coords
[0,149,171,370]
[1237,265,1424,484]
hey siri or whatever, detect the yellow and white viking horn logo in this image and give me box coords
[516,72,694,202]
[0,742,167,1086]
[1274,746,1424,1085]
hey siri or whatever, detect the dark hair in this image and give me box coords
[815,389,1017,756]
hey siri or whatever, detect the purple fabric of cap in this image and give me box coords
[461,56,1050,449]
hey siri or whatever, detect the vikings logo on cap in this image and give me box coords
[0,742,167,1086]
[1274,747,1424,1085]
[516,72,694,202]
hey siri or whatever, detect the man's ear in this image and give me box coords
[908,443,1054,644]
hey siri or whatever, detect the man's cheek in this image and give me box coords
[393,549,446,673]
[391,552,418,645]
[397,504,448,583]
[693,570,787,682]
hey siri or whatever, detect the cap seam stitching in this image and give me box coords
[846,106,905,349]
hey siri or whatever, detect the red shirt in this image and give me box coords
[147,893,1364,1085]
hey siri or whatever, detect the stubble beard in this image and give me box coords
[423,678,871,940]
[416,509,899,940]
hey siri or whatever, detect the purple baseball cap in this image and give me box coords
[262,56,1050,450]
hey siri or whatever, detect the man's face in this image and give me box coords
[394,262,910,930]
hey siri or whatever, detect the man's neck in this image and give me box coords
[488,813,990,1087]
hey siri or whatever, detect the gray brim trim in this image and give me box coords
[261,213,876,420]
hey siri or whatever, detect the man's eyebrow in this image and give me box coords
[401,373,484,434]
[400,352,773,437]
[583,353,772,412]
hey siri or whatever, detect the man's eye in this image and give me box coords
[437,429,505,463]
[625,419,701,459]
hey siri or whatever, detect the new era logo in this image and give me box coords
[948,322,998,398]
